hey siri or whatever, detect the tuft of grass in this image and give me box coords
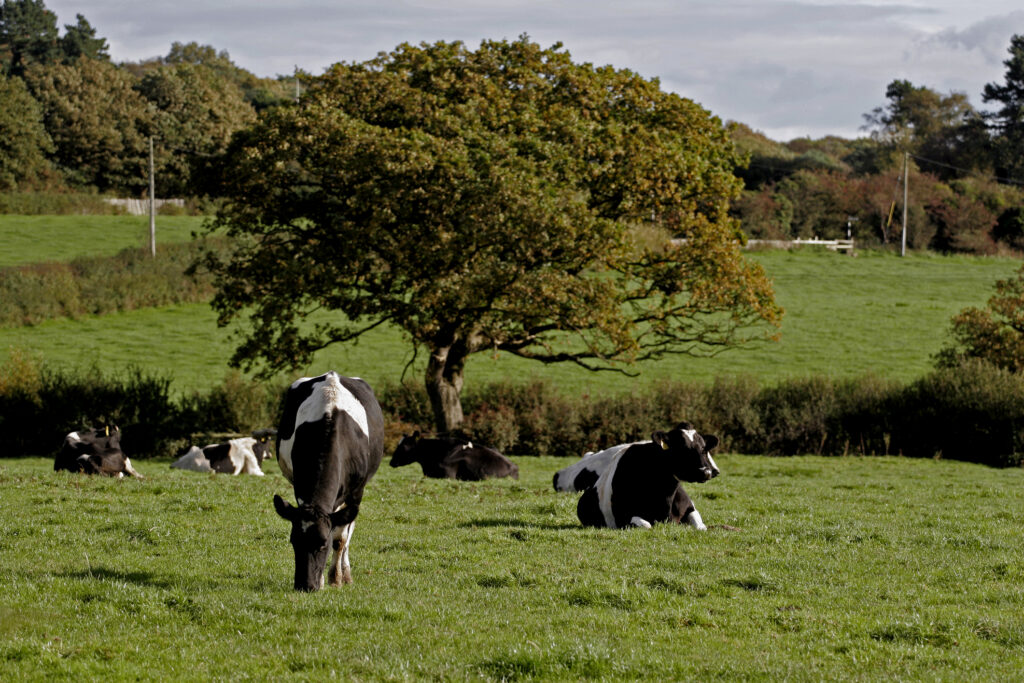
[1,454,1023,679]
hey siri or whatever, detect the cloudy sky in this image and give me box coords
[44,1,1024,141]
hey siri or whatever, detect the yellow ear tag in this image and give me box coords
[105,425,109,437]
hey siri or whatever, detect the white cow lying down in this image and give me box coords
[171,431,274,475]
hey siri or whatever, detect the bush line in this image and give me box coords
[0,238,227,327]
[1,355,1021,467]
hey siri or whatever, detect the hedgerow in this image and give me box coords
[0,239,227,327]
[2,356,1021,467]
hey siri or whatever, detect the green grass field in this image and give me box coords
[0,215,207,267]
[1,247,1017,396]
[2,454,1022,679]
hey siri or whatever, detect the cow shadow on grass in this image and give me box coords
[460,518,581,531]
[62,566,177,589]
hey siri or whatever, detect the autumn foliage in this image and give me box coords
[197,37,782,431]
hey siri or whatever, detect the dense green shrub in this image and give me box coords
[175,371,282,441]
[892,359,1024,467]
[3,359,1023,467]
[376,368,1024,467]
[0,238,225,326]
[755,376,839,455]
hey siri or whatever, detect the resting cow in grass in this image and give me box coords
[576,422,720,530]
[171,429,276,475]
[273,372,384,591]
[390,432,518,480]
[54,425,143,479]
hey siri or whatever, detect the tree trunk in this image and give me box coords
[424,342,467,434]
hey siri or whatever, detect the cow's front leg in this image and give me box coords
[327,521,355,586]
[684,509,707,530]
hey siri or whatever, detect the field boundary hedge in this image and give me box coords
[0,239,228,327]
[1,355,1022,467]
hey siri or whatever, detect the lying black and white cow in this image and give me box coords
[576,422,720,530]
[170,428,276,475]
[53,425,143,479]
[272,372,384,591]
[391,432,518,480]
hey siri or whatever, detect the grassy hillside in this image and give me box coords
[0,215,207,267]
[1,455,1022,679]
[0,248,1017,395]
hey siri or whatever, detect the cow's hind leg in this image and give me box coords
[327,521,355,586]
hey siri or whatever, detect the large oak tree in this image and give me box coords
[197,37,782,432]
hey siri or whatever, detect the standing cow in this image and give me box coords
[53,425,143,479]
[391,432,518,480]
[272,372,384,591]
[576,422,720,530]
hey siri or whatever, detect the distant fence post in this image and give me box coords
[149,136,156,258]
[901,152,908,257]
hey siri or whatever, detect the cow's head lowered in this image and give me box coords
[273,494,349,592]
[651,422,720,483]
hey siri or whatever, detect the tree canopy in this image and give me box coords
[983,34,1024,180]
[936,263,1024,372]
[198,37,782,432]
[24,56,151,192]
[0,71,52,189]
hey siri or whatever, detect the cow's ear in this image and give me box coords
[652,431,670,450]
[273,494,297,521]
[412,430,420,440]
[704,435,720,451]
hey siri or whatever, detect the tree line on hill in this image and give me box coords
[2,0,1023,255]
[731,40,1024,255]
[0,0,294,197]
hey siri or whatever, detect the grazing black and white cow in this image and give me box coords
[171,429,276,475]
[576,422,720,530]
[553,442,634,492]
[390,432,519,480]
[53,425,143,479]
[272,372,384,591]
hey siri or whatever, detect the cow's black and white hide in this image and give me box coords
[272,372,384,591]
[576,422,719,530]
[53,425,143,479]
[171,429,276,475]
[390,432,518,480]
[553,442,635,492]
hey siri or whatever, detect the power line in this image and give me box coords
[908,153,1024,187]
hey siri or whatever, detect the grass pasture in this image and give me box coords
[0,215,207,268]
[1,248,1017,396]
[2,455,1023,680]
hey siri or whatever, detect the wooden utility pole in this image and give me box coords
[148,136,156,258]
[900,152,908,257]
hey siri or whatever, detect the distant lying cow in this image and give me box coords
[171,429,276,475]
[391,432,518,480]
[576,422,719,530]
[54,425,143,479]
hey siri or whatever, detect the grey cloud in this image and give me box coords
[917,11,1024,63]
[41,0,1024,139]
